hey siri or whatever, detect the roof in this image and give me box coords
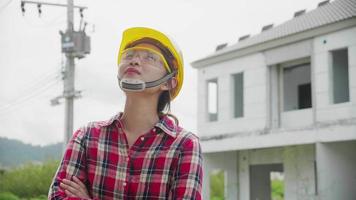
[193,0,356,65]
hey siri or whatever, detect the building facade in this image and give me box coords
[191,0,356,199]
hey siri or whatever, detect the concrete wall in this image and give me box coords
[197,53,267,137]
[283,145,316,200]
[203,151,239,200]
[203,141,356,200]
[316,140,356,200]
[252,146,315,200]
[238,145,315,200]
[313,27,356,122]
[264,39,312,66]
[239,151,250,200]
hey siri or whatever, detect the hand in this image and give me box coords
[60,176,91,199]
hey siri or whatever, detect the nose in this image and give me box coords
[129,55,141,66]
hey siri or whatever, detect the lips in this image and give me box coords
[124,67,141,75]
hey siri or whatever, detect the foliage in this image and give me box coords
[271,179,284,200]
[210,170,225,200]
[0,160,59,199]
[0,192,20,200]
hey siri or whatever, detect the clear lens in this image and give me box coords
[120,47,171,72]
[121,49,160,65]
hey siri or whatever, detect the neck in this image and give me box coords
[121,93,160,136]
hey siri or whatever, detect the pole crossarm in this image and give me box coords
[21,0,88,10]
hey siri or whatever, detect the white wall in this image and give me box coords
[197,53,267,137]
[316,141,356,200]
[264,39,312,66]
[313,27,356,122]
[280,109,313,129]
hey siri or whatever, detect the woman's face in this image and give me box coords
[118,43,168,83]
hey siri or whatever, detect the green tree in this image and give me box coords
[210,170,225,200]
[271,179,284,200]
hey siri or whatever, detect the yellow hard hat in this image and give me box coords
[117,27,184,100]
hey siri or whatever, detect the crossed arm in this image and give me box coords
[48,128,203,199]
[48,128,93,200]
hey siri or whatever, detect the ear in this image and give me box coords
[161,77,177,91]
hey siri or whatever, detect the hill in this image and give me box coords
[0,137,63,168]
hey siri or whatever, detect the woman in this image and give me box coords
[48,27,203,199]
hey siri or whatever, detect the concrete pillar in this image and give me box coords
[316,141,356,200]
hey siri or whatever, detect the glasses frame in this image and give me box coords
[120,46,171,73]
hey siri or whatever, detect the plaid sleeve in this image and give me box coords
[48,127,91,200]
[169,133,203,200]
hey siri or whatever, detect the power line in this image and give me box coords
[0,0,13,13]
[0,65,63,119]
[0,62,63,112]
[17,66,62,94]
[0,76,61,111]
[0,64,62,109]
[0,78,61,116]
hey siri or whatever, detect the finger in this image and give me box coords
[72,177,89,196]
[65,189,76,197]
[63,179,82,191]
[71,177,88,196]
[61,182,84,196]
[73,176,87,189]
[60,182,70,190]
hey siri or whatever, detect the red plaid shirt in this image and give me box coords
[48,112,203,200]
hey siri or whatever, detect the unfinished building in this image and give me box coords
[191,0,356,199]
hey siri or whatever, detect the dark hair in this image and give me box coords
[157,83,179,126]
[157,90,171,114]
[158,90,179,126]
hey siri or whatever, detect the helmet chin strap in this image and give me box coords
[117,71,176,91]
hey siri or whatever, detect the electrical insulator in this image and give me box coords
[21,2,25,15]
[37,3,42,17]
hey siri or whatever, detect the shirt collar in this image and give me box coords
[101,112,178,138]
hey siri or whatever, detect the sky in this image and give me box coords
[0,0,324,146]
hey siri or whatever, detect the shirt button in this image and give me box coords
[123,182,127,186]
[126,157,129,162]
[153,128,156,132]
[140,137,144,141]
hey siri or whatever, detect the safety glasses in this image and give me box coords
[119,46,171,73]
